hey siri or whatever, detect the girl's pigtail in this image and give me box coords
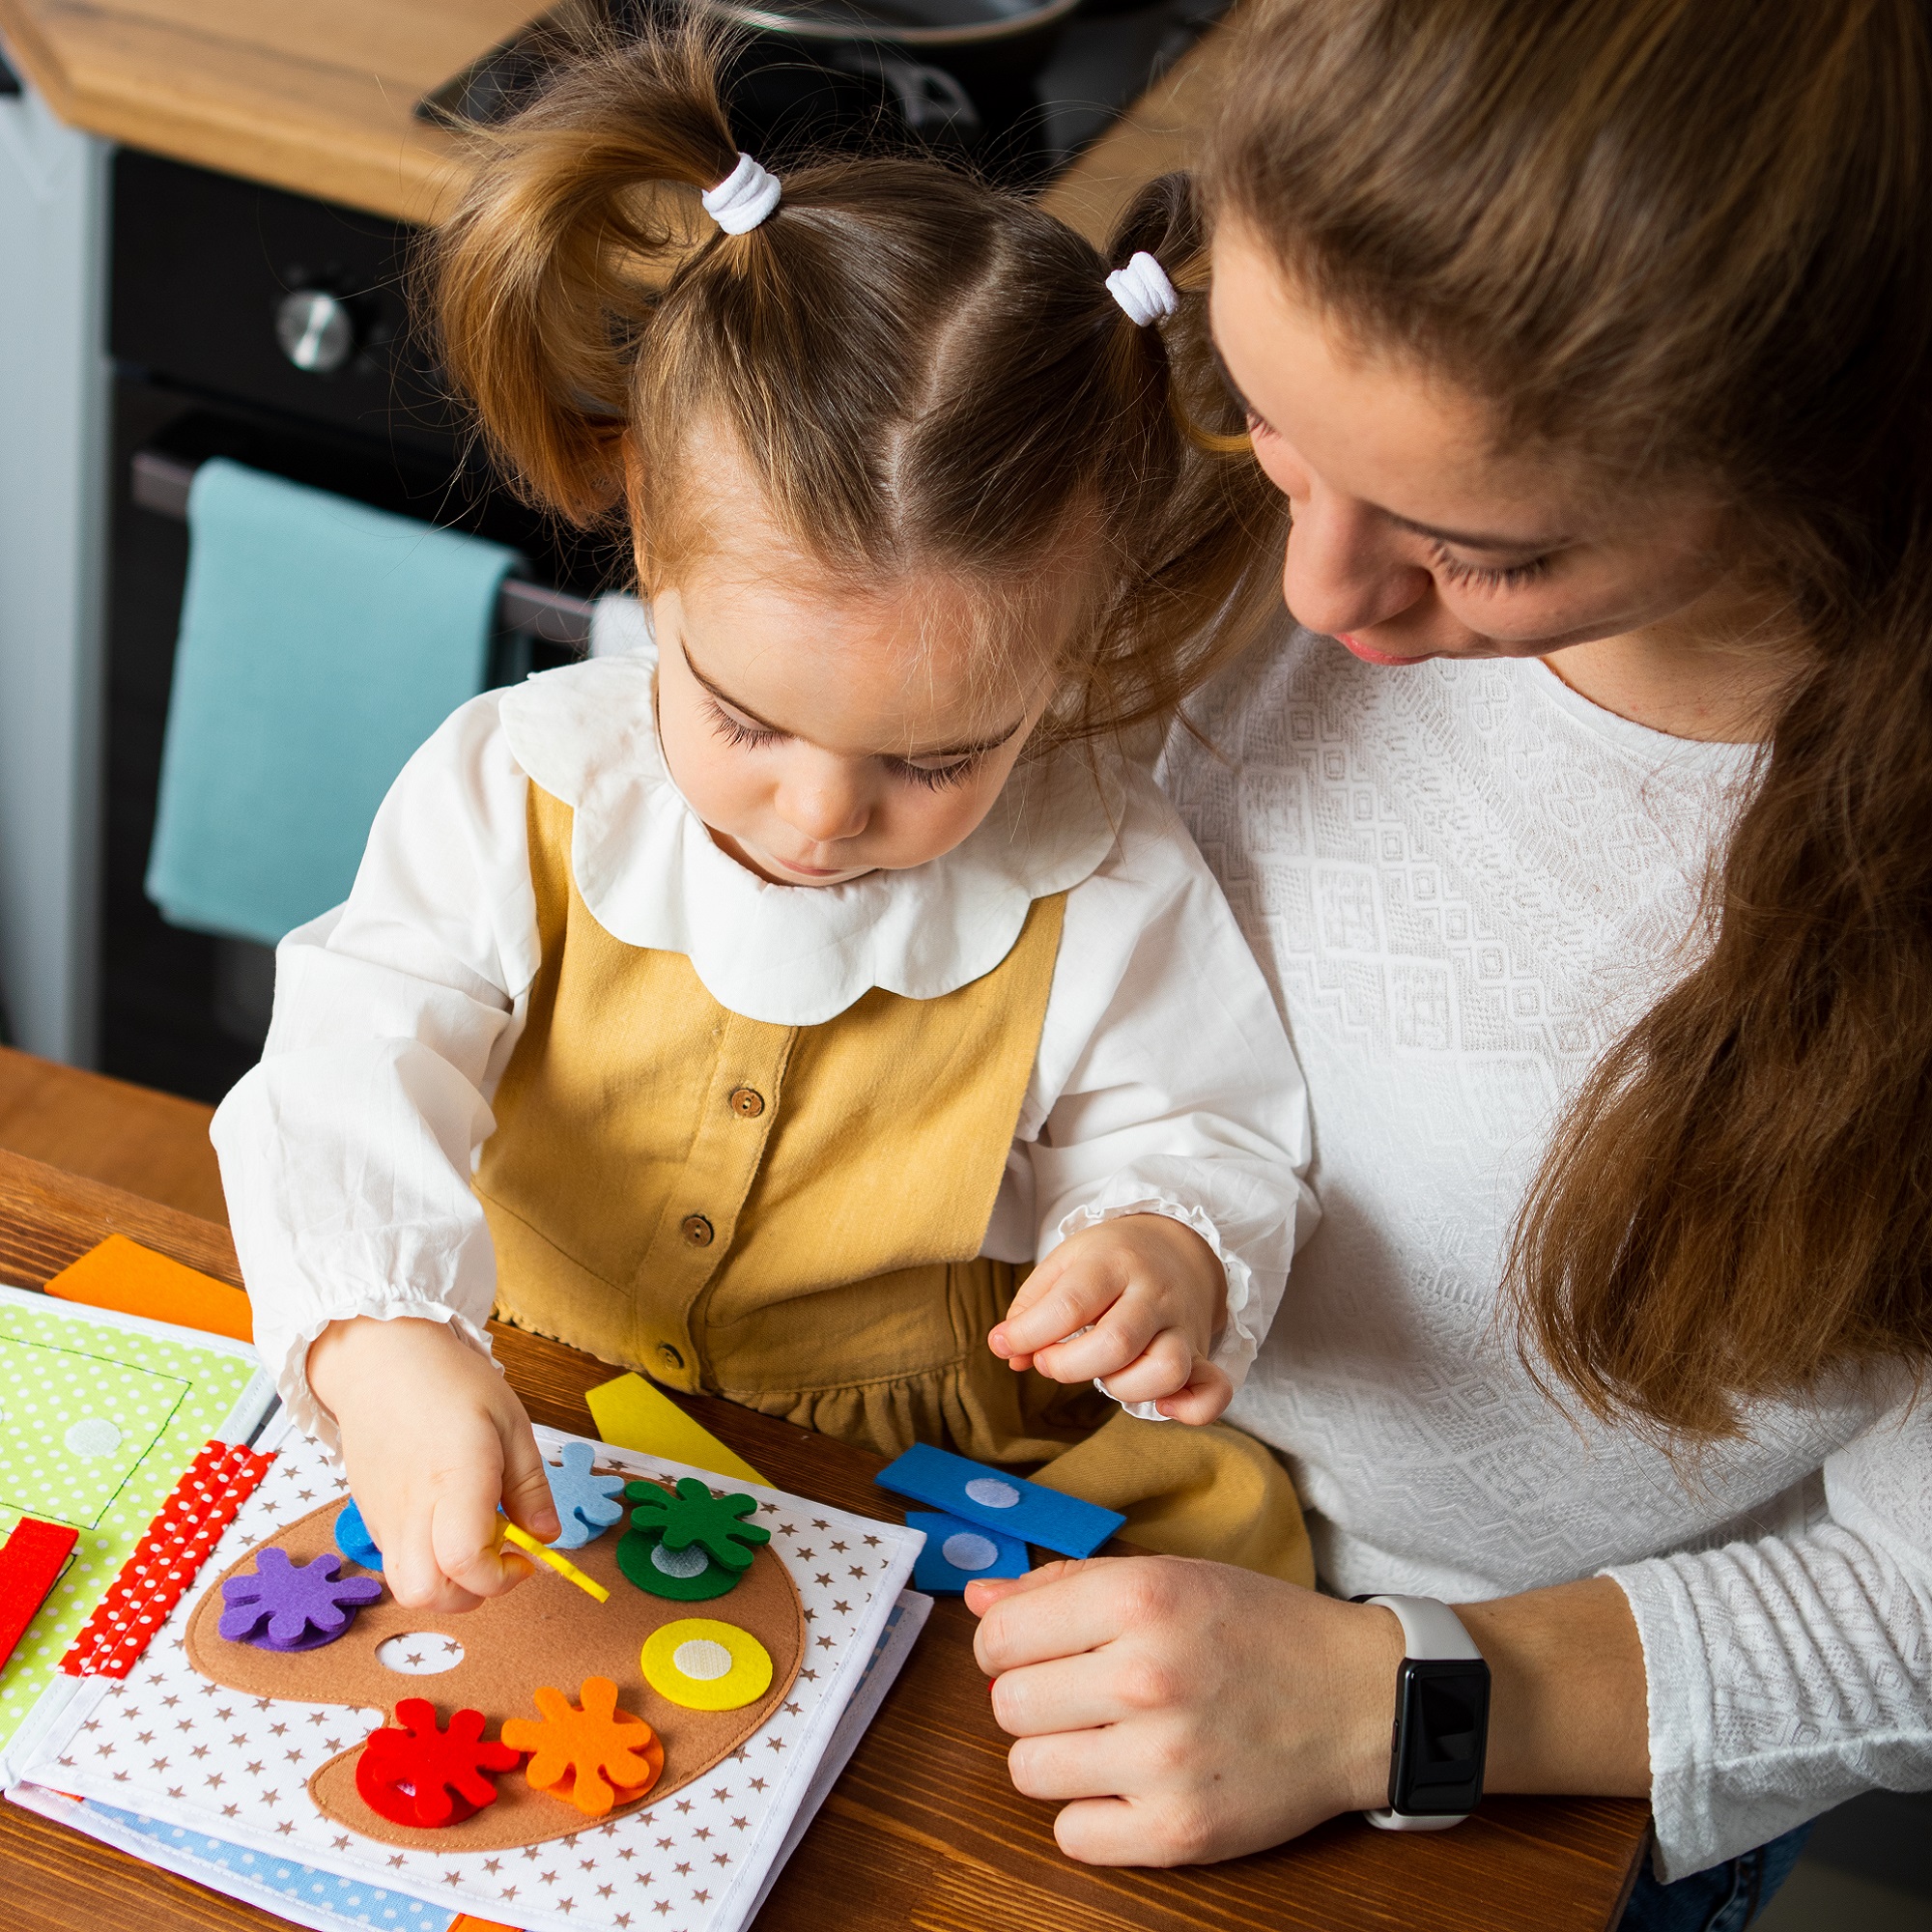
[1081,176,1289,739]
[430,25,746,524]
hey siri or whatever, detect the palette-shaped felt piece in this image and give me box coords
[185,1487,805,1852]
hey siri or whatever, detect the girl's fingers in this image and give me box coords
[993,1269,1122,1360]
[498,1423,562,1542]
[382,1509,485,1613]
[1083,1328,1194,1402]
[429,1460,528,1602]
[1153,1360,1234,1424]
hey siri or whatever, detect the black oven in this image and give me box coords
[102,150,617,1102]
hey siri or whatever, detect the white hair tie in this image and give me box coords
[701,152,781,236]
[1106,250,1179,327]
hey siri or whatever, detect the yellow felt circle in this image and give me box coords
[639,1617,774,1712]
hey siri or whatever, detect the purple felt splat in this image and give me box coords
[218,1546,384,1651]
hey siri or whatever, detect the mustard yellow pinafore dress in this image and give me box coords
[474,785,1311,1585]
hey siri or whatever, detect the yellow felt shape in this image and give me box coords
[640,1618,773,1712]
[583,1374,767,1486]
[500,1677,664,1818]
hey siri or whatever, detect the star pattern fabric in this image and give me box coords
[24,1422,922,1932]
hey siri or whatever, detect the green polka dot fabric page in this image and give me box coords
[0,1283,263,1759]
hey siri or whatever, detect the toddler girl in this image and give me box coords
[213,28,1313,1611]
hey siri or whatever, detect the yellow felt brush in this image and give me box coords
[498,1519,610,1604]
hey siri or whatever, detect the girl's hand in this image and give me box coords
[968,1556,1401,1863]
[305,1316,560,1613]
[987,1214,1233,1423]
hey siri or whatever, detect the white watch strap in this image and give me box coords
[1362,1595,1482,1833]
[1366,1594,1483,1662]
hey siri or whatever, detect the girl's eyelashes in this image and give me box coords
[704,696,982,789]
[1429,541,1552,591]
[704,698,785,750]
[883,753,983,792]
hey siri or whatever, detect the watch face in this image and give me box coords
[1389,1658,1491,1815]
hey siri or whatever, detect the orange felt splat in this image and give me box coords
[44,1234,253,1342]
[499,1677,664,1818]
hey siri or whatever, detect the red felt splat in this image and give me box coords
[0,1517,80,1668]
[355,1700,522,1829]
[61,1440,274,1678]
[499,1677,664,1818]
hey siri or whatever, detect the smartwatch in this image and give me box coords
[1355,1594,1491,1831]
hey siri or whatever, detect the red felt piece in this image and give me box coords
[355,1700,523,1829]
[61,1440,275,1679]
[0,1517,81,1668]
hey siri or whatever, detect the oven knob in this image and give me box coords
[274,289,355,374]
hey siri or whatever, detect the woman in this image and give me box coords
[969,0,1932,1923]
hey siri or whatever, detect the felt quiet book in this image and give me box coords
[11,1417,929,1932]
[0,1280,272,1777]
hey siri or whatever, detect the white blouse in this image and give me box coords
[1160,625,1932,1881]
[213,645,1315,1452]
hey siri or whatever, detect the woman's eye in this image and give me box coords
[884,753,980,792]
[1430,542,1551,591]
[705,699,784,749]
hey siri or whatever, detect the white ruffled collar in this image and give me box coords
[498,643,1122,1025]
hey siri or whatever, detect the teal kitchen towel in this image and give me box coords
[146,459,519,947]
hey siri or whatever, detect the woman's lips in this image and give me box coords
[1337,632,1429,667]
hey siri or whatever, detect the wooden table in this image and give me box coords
[0,1143,1649,1932]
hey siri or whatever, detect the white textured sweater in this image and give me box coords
[1157,627,1932,1881]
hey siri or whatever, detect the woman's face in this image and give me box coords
[1209,221,1734,669]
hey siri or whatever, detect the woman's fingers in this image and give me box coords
[991,1647,1147,1737]
[972,1555,1152,1675]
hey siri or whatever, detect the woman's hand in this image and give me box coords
[967,1557,1651,1866]
[987,1214,1234,1423]
[305,1315,560,1613]
[968,1555,1401,1863]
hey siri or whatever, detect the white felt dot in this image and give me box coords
[375,1634,465,1675]
[671,1638,735,1681]
[963,1477,1020,1510]
[64,1417,124,1459]
[650,1542,711,1578]
[941,1533,1000,1572]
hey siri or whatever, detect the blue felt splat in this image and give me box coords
[877,1443,1124,1558]
[543,1439,628,1549]
[905,1510,1030,1593]
[333,1498,382,1572]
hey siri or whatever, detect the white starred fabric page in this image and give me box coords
[17,1416,923,1932]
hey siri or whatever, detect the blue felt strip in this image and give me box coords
[877,1443,1124,1558]
[905,1510,1029,1594]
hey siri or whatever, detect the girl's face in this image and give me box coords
[1208,221,1737,669]
[650,554,1062,891]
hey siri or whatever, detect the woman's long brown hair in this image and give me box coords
[1209,0,1932,1439]
[429,23,1283,744]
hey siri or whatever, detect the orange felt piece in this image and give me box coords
[43,1234,253,1342]
[500,1678,664,1819]
[450,1920,521,1932]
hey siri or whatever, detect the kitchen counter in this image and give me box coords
[0,0,1220,237]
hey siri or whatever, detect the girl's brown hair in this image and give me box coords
[431,24,1282,743]
[1209,0,1932,1439]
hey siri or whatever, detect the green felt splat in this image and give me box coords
[624,1478,769,1572]
[614,1526,742,1602]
